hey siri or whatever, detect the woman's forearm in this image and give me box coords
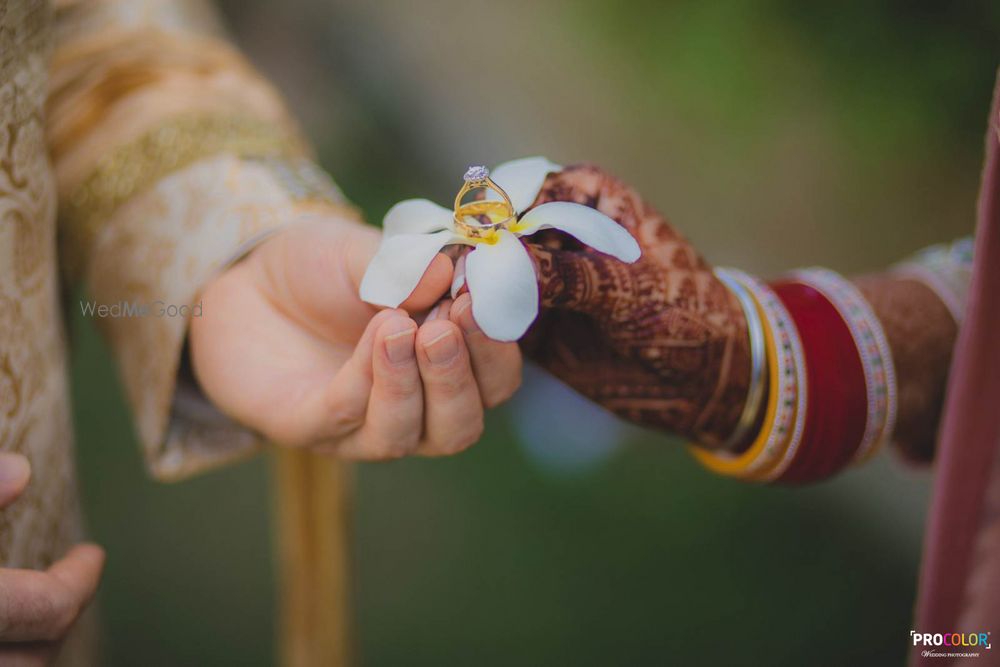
[853,274,959,462]
[521,164,965,468]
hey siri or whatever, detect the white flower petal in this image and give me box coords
[517,202,641,263]
[383,199,454,237]
[486,156,562,214]
[360,230,460,307]
[465,230,539,342]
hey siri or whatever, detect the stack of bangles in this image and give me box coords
[690,267,897,484]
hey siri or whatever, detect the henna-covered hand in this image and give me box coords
[518,164,957,460]
[519,165,750,447]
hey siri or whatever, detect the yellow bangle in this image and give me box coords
[689,293,779,477]
[689,270,801,480]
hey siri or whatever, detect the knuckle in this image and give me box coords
[429,374,467,400]
[326,404,363,436]
[379,373,420,401]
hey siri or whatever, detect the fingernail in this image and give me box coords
[0,452,29,486]
[384,325,416,364]
[426,304,441,321]
[423,330,459,365]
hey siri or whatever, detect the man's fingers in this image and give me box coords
[399,254,453,314]
[265,309,398,448]
[0,544,105,642]
[0,453,30,509]
[341,315,423,460]
[414,319,484,456]
[315,308,400,443]
[450,294,522,408]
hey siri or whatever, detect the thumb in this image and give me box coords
[341,223,453,314]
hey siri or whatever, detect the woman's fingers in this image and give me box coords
[0,543,105,642]
[527,244,639,320]
[0,453,31,509]
[413,319,484,456]
[450,293,523,408]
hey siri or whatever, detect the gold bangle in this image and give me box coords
[689,291,781,478]
[691,269,807,481]
[711,269,767,451]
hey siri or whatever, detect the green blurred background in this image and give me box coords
[71,1,1000,665]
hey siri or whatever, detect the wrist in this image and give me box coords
[853,273,958,461]
[687,272,753,448]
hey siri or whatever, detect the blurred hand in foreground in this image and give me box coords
[0,452,105,666]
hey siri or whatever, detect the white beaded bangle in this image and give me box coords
[731,271,809,482]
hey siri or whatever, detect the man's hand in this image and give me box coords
[189,217,522,459]
[0,452,105,666]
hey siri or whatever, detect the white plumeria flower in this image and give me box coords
[359,156,641,341]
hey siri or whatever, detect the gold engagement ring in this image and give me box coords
[452,165,516,239]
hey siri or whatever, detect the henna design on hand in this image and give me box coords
[517,165,958,463]
[520,165,750,447]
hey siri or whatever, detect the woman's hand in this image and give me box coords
[519,165,750,447]
[189,217,521,459]
[0,453,105,666]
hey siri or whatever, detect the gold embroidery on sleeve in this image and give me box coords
[59,112,311,278]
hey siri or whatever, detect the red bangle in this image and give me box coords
[770,281,868,483]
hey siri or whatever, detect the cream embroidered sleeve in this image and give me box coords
[47,0,356,479]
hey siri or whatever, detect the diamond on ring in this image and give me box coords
[463,165,490,182]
